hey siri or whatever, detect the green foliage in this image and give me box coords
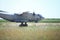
[40,18,60,23]
[0,19,9,22]
[0,18,60,23]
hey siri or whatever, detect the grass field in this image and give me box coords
[0,18,60,23]
[39,18,60,23]
[0,19,60,40]
[0,22,60,40]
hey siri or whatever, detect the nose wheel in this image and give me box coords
[19,22,28,26]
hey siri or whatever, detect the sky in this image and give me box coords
[0,0,60,18]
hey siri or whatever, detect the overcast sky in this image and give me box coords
[0,0,60,18]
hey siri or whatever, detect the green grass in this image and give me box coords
[0,22,60,40]
[0,19,8,22]
[0,18,60,40]
[39,18,60,23]
[0,18,60,23]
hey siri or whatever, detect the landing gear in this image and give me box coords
[19,22,28,26]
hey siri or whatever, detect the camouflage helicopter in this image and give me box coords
[0,10,44,26]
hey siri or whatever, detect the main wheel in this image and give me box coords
[23,22,28,26]
[19,23,28,27]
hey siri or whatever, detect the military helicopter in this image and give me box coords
[0,10,44,26]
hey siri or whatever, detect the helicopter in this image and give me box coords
[0,10,44,26]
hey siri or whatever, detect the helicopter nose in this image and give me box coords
[40,16,44,20]
[41,17,44,19]
[38,14,44,20]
